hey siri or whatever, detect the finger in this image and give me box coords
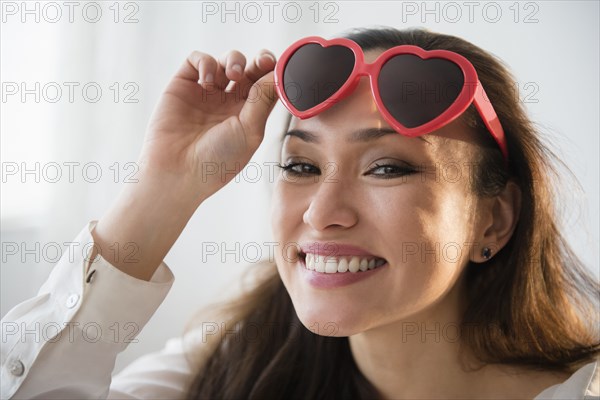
[234,50,277,96]
[175,51,229,91]
[218,50,247,84]
[174,50,205,82]
[238,71,279,145]
[198,53,229,90]
[226,50,277,98]
[198,53,230,91]
[195,53,220,90]
[245,50,277,83]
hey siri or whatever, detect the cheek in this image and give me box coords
[270,182,302,285]
[361,185,472,316]
[270,182,304,243]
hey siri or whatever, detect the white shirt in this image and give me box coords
[1,221,599,399]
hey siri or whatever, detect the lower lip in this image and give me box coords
[298,256,387,289]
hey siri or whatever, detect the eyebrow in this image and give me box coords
[282,127,431,145]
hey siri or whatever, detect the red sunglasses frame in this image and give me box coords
[274,36,509,164]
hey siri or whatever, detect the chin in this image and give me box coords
[293,300,370,337]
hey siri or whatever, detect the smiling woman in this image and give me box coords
[1,26,598,400]
[186,28,599,400]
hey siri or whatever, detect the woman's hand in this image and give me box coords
[140,49,278,201]
[91,49,279,280]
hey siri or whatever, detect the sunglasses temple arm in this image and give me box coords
[472,82,510,166]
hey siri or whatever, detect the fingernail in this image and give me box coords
[204,73,214,83]
[232,64,243,74]
[261,53,276,63]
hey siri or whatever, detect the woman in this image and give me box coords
[1,27,598,399]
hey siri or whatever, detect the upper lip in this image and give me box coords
[299,242,386,260]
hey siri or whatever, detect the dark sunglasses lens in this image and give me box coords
[283,44,355,111]
[378,55,464,128]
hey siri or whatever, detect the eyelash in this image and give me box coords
[276,162,317,177]
[276,162,416,179]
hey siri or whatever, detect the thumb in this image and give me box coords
[238,71,279,142]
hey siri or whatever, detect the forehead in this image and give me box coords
[284,114,473,155]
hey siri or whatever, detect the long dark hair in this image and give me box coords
[184,27,600,399]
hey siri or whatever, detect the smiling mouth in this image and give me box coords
[298,251,387,273]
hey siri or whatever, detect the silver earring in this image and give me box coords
[481,247,492,260]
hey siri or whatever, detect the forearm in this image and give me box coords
[91,168,205,281]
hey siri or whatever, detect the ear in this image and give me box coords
[471,179,522,263]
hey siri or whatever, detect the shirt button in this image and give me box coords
[8,359,25,377]
[66,293,80,308]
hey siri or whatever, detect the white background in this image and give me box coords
[2,1,598,374]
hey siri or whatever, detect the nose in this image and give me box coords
[303,175,359,231]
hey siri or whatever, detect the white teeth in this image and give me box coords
[337,258,349,273]
[304,253,385,273]
[315,254,325,273]
[359,258,368,271]
[307,254,315,270]
[349,257,360,272]
[325,258,338,274]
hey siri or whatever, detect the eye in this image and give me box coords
[276,162,320,177]
[366,162,416,179]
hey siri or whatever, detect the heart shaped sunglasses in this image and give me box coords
[274,36,509,165]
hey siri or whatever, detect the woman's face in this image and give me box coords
[270,49,487,336]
